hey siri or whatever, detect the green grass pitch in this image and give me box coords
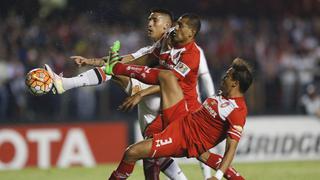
[1,161,320,180]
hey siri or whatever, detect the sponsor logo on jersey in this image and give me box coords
[220,101,231,108]
[203,100,218,118]
[174,62,190,77]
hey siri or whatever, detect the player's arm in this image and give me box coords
[198,49,215,97]
[125,53,158,67]
[70,45,159,67]
[69,53,150,67]
[70,56,106,67]
[119,85,160,112]
[213,137,238,179]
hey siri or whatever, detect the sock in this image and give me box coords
[199,162,212,180]
[206,153,244,180]
[109,160,135,180]
[143,158,160,180]
[62,67,111,91]
[159,157,187,180]
[113,63,160,85]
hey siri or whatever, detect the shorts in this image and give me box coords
[144,99,188,137]
[149,117,188,158]
[161,99,188,128]
[144,115,162,138]
[149,99,189,158]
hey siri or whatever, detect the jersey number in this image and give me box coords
[155,138,172,147]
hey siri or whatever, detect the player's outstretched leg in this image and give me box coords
[109,63,184,110]
[109,139,153,180]
[45,64,111,94]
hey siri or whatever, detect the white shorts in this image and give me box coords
[125,78,161,133]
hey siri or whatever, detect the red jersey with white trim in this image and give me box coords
[152,40,201,111]
[182,95,247,157]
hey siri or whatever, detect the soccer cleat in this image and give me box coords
[104,40,121,75]
[44,64,66,94]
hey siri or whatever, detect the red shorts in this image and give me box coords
[144,99,188,138]
[149,99,189,158]
[161,99,188,128]
[144,115,162,138]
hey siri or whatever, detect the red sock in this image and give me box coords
[109,160,135,180]
[143,158,160,180]
[206,153,245,180]
[113,63,160,84]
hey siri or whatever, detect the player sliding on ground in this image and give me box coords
[103,44,253,180]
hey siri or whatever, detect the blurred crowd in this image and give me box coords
[0,1,320,123]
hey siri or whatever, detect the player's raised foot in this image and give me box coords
[104,40,121,75]
[44,64,66,94]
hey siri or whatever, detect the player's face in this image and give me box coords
[220,68,236,96]
[147,12,170,41]
[171,17,193,44]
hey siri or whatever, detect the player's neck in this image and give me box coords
[228,91,243,98]
[223,90,243,99]
[175,38,194,47]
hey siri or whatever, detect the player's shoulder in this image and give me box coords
[229,97,248,116]
[186,42,201,54]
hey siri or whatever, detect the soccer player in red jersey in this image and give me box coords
[105,57,253,180]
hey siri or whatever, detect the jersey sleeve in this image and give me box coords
[131,46,155,59]
[198,48,215,97]
[173,51,200,80]
[226,108,247,141]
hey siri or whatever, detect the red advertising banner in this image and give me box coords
[0,122,128,170]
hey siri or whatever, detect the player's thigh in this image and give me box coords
[126,139,153,159]
[158,70,184,110]
[150,120,186,158]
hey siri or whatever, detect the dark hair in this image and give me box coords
[231,58,253,93]
[150,8,174,22]
[180,13,201,37]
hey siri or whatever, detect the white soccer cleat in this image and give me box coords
[44,64,65,94]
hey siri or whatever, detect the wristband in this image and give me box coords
[214,169,224,180]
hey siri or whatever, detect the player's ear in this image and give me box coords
[190,29,196,37]
[232,80,239,88]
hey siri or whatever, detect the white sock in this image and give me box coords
[199,162,211,180]
[62,68,111,91]
[159,158,187,180]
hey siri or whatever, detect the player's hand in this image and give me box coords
[70,56,90,67]
[118,93,143,112]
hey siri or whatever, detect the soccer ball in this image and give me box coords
[25,68,53,96]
